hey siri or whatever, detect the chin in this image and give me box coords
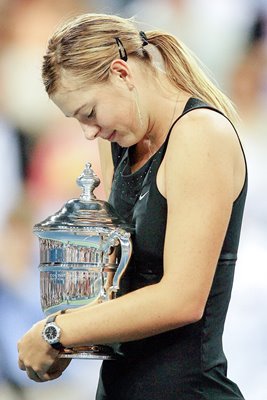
[115,131,139,148]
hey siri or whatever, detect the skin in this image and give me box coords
[17,57,246,382]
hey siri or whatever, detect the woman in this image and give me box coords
[18,13,247,399]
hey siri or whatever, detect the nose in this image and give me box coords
[79,122,100,140]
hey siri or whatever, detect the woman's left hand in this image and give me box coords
[17,320,60,382]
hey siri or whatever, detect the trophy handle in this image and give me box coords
[105,230,132,299]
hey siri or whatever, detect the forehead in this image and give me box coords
[51,86,91,117]
[51,75,109,116]
[58,71,98,97]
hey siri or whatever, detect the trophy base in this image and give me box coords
[59,345,116,360]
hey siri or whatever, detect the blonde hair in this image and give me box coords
[42,13,238,122]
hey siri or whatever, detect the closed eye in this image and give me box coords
[87,108,96,119]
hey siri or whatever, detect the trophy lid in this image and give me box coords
[33,162,132,235]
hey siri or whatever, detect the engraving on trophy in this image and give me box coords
[34,163,132,359]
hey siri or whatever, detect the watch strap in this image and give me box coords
[51,341,65,351]
[46,314,57,324]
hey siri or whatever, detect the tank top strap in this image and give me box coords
[160,98,247,173]
[160,97,222,157]
[155,97,247,203]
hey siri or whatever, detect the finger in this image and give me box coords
[48,358,72,374]
[18,358,26,371]
[42,371,63,381]
[26,368,43,383]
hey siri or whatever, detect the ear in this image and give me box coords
[109,59,134,90]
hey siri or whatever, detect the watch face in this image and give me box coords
[45,326,57,340]
[43,322,61,345]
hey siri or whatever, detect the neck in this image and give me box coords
[130,70,190,171]
[146,90,189,147]
[146,72,189,141]
[131,92,185,172]
[130,136,153,172]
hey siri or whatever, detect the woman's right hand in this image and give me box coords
[46,358,72,380]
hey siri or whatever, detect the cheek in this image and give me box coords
[101,102,136,129]
[118,99,139,130]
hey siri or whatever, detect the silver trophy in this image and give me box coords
[34,162,132,359]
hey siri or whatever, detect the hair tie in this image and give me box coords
[139,31,149,47]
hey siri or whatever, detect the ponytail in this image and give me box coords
[145,31,238,123]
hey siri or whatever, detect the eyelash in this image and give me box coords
[87,108,96,119]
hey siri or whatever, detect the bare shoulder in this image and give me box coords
[170,107,238,149]
[159,107,245,202]
[165,107,242,174]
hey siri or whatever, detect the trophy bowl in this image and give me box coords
[33,163,132,359]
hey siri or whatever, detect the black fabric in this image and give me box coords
[96,98,247,400]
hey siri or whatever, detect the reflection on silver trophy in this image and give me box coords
[34,163,132,359]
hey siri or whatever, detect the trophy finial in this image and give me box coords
[76,162,100,201]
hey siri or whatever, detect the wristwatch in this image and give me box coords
[42,314,65,351]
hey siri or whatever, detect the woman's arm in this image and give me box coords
[18,110,244,377]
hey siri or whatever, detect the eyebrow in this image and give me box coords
[66,103,87,118]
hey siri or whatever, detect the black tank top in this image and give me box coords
[96,98,247,400]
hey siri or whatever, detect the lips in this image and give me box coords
[106,130,116,141]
